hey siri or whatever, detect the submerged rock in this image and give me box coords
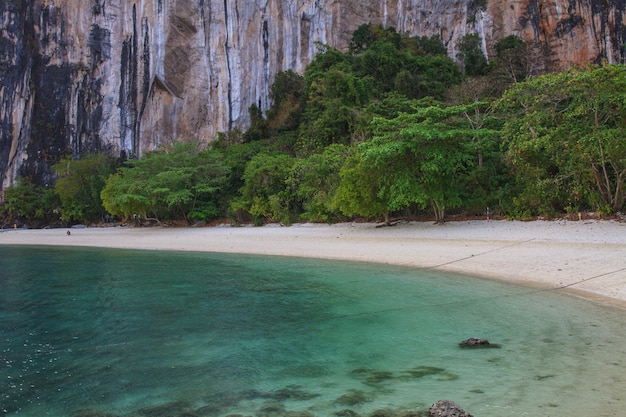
[404,366,445,379]
[368,409,424,417]
[335,390,372,406]
[334,410,361,417]
[137,401,193,417]
[428,400,473,417]
[254,401,315,417]
[459,338,501,348]
[73,410,117,417]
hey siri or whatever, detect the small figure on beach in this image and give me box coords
[66,230,71,236]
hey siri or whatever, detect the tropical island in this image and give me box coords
[2,24,626,308]
[1,26,625,230]
[2,15,626,417]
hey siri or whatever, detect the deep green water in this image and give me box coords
[1,245,625,417]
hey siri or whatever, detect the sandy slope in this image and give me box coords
[2,220,626,307]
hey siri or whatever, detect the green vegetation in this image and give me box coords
[497,65,626,216]
[53,154,118,223]
[1,178,60,227]
[100,142,229,223]
[2,25,625,227]
[353,102,498,223]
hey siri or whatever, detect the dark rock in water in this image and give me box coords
[271,387,321,401]
[137,400,192,416]
[404,366,445,378]
[257,401,285,414]
[349,367,395,385]
[334,409,361,417]
[179,412,201,417]
[197,405,224,415]
[366,371,394,385]
[336,390,371,406]
[254,401,315,417]
[368,409,424,417]
[368,410,397,417]
[459,338,501,348]
[428,400,473,417]
[240,386,320,402]
[73,410,117,417]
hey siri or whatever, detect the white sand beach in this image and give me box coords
[2,219,626,308]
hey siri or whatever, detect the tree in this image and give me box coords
[101,142,229,223]
[349,23,377,54]
[231,153,295,223]
[304,43,353,85]
[496,65,626,214]
[414,35,448,56]
[493,36,548,80]
[243,103,268,142]
[456,33,488,76]
[53,154,117,223]
[488,35,544,93]
[266,70,305,130]
[349,24,401,55]
[297,67,372,154]
[100,170,153,221]
[286,144,351,222]
[356,41,403,92]
[445,79,501,166]
[333,152,391,223]
[355,103,491,223]
[401,54,463,99]
[1,178,60,226]
[292,26,461,156]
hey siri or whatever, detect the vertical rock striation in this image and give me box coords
[1,0,625,192]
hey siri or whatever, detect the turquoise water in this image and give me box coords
[0,246,625,417]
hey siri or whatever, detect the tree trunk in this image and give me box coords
[432,200,446,224]
[375,212,393,228]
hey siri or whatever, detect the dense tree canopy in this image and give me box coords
[0,178,60,226]
[231,152,295,223]
[456,33,488,76]
[2,22,625,227]
[497,65,626,215]
[53,154,117,223]
[356,102,497,223]
[100,142,229,223]
[286,144,351,222]
[333,151,390,222]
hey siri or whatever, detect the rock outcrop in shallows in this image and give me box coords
[428,399,474,417]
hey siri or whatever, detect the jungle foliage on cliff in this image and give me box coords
[2,25,625,227]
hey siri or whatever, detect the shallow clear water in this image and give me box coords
[0,245,625,417]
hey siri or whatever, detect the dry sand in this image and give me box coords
[2,219,626,308]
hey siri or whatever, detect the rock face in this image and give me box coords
[1,0,625,193]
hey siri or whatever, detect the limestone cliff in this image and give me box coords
[1,0,625,192]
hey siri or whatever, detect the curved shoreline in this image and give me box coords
[2,219,626,308]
